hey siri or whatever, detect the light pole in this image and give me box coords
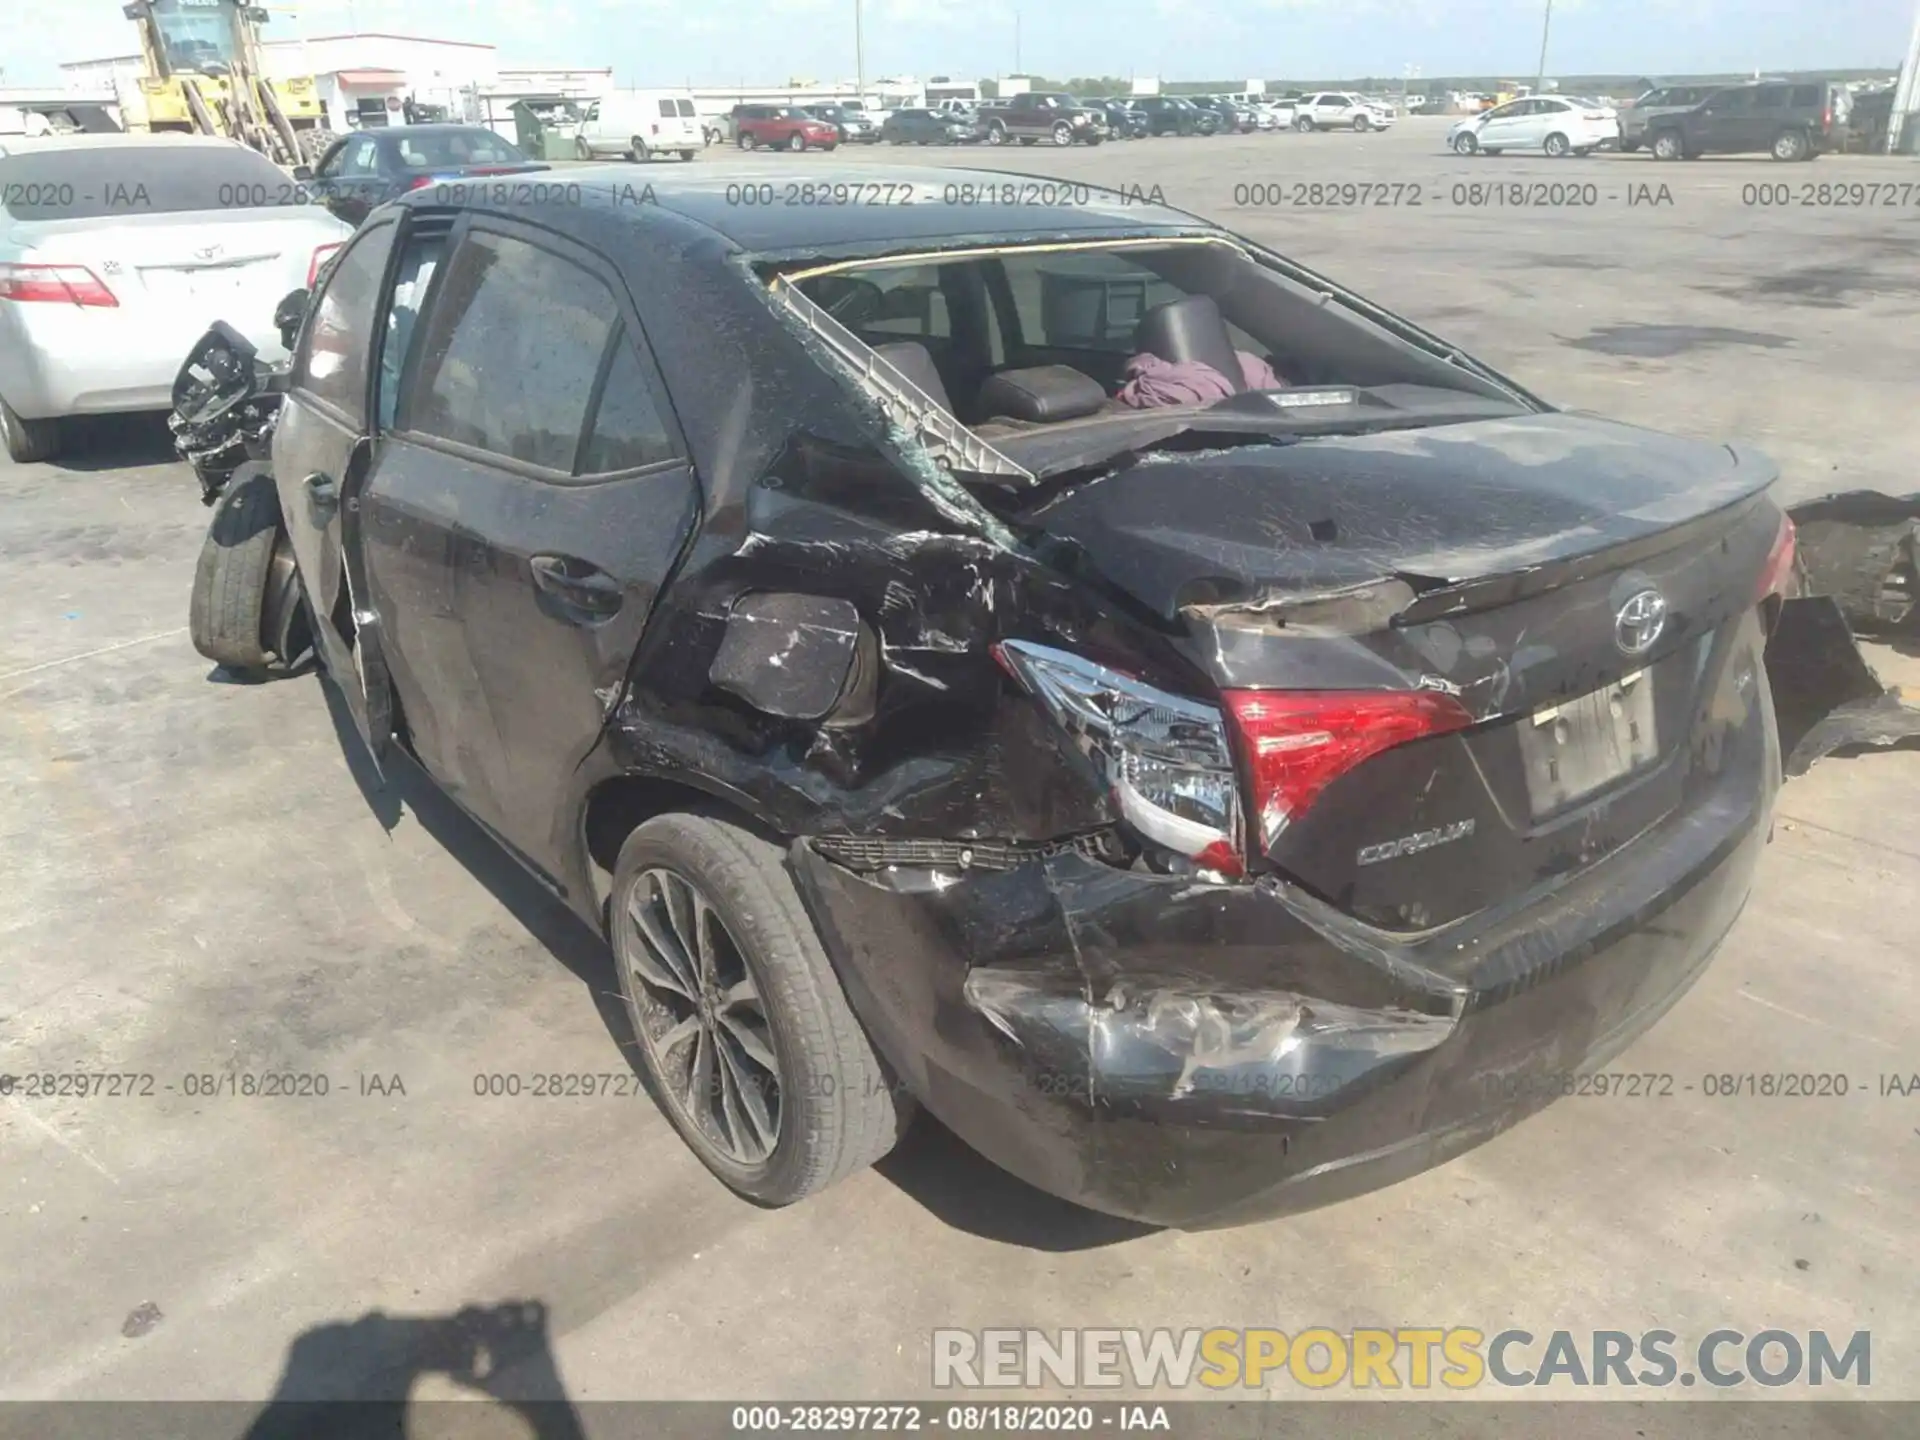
[1533,0,1553,94]
[1889,0,1920,153]
[854,0,864,106]
[1014,11,1022,75]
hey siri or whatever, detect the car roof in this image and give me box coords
[0,132,248,156]
[372,123,502,138]
[419,161,1209,253]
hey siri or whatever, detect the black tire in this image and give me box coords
[1771,129,1808,161]
[985,122,1007,146]
[1353,114,1370,132]
[0,395,59,464]
[189,464,281,675]
[787,132,806,152]
[737,133,755,150]
[1052,121,1073,145]
[1294,115,1313,132]
[1453,131,1478,155]
[1620,138,1641,152]
[630,137,650,162]
[1651,130,1686,161]
[611,813,909,1205]
[1543,131,1570,158]
[679,149,695,161]
[574,135,594,161]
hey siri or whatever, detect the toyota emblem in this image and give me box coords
[194,243,223,262]
[1614,589,1668,656]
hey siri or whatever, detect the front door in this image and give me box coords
[359,215,702,882]
[1694,89,1755,153]
[273,214,402,748]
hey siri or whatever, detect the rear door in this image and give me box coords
[365,214,700,877]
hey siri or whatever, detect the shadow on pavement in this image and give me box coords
[44,413,180,473]
[239,1300,586,1440]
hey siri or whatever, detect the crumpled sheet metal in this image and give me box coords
[963,968,1456,1109]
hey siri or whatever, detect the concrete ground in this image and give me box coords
[3,116,1918,1416]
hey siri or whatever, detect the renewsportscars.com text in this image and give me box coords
[932,1327,1870,1391]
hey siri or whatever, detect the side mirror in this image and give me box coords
[293,164,314,181]
[274,288,310,352]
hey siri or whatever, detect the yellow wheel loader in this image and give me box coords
[116,0,332,167]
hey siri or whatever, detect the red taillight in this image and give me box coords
[1223,690,1475,851]
[0,262,118,307]
[407,174,435,191]
[1756,512,1797,602]
[306,242,344,287]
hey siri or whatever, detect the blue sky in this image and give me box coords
[2,0,1911,88]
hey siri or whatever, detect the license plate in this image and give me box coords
[141,267,254,300]
[1516,671,1659,817]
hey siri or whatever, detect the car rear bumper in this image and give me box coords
[0,303,291,421]
[792,642,1778,1229]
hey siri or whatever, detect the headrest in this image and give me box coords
[870,341,953,412]
[977,366,1108,424]
[1135,294,1244,393]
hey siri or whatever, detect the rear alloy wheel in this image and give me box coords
[1543,131,1571,158]
[1651,130,1686,161]
[189,465,309,677]
[788,132,806,152]
[612,814,910,1205]
[737,133,755,150]
[0,395,59,464]
[1295,115,1314,132]
[630,137,650,162]
[1453,131,1479,155]
[1772,129,1808,161]
[1052,121,1074,145]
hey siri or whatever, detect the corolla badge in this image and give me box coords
[194,243,224,262]
[1614,589,1668,656]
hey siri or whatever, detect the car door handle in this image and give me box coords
[529,555,624,619]
[303,472,337,509]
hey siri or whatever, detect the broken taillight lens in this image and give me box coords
[1755,512,1798,602]
[0,262,118,307]
[996,641,1244,876]
[306,242,345,287]
[1223,690,1476,852]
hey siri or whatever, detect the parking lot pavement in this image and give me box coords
[3,119,1919,1410]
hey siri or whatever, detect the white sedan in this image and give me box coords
[0,134,352,463]
[1448,96,1619,157]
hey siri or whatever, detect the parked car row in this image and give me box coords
[861,91,1401,148]
[1449,79,1853,162]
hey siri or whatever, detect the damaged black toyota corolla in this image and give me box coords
[202,165,1794,1228]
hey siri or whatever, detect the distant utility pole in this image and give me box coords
[1014,12,1022,74]
[854,0,865,101]
[1533,0,1553,93]
[1890,0,1920,153]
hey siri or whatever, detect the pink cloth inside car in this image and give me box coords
[1115,350,1283,409]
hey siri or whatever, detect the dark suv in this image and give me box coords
[731,104,840,152]
[1616,83,1717,151]
[1645,80,1850,161]
[1130,95,1220,136]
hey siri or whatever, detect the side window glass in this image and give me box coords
[658,99,676,118]
[314,142,345,179]
[1718,89,1752,113]
[1755,87,1786,110]
[406,230,617,472]
[376,231,449,432]
[292,219,398,425]
[579,332,678,474]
